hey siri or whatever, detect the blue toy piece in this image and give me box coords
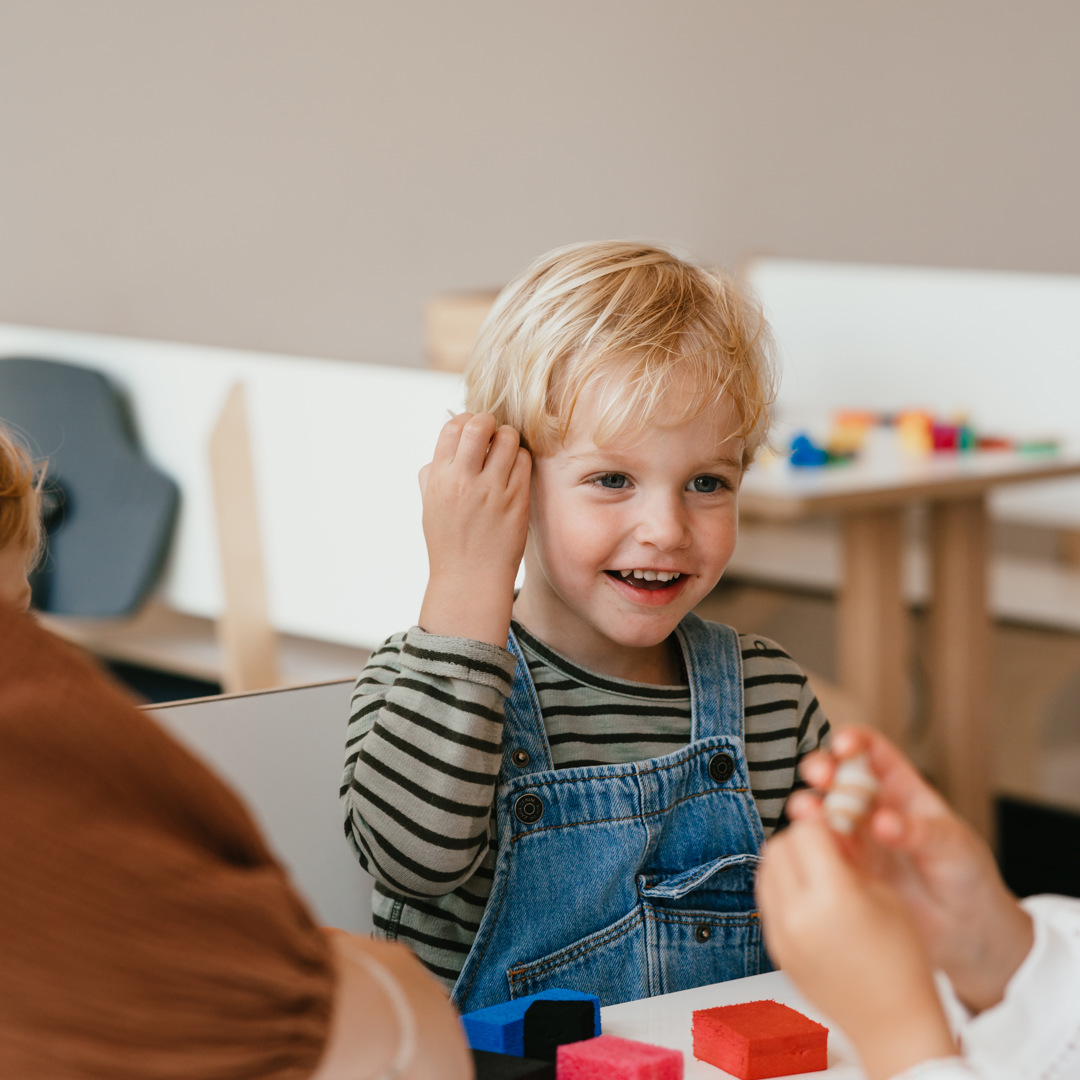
[789,432,829,468]
[461,989,601,1057]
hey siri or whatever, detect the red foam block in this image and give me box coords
[556,1033,683,1079]
[692,1000,827,1079]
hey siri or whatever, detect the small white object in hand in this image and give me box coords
[823,751,878,834]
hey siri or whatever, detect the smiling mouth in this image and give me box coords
[606,569,684,591]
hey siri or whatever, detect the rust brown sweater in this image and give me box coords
[0,603,335,1078]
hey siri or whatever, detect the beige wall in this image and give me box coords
[0,1,1077,367]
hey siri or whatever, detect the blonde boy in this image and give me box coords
[0,425,42,612]
[341,242,830,1010]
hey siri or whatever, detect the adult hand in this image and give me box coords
[418,412,531,647]
[787,727,1034,1013]
[757,819,955,1080]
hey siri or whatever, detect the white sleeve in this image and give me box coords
[943,895,1080,1080]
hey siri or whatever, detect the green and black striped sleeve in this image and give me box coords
[339,628,517,899]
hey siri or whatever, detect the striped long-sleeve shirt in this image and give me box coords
[340,620,829,988]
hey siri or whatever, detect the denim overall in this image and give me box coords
[452,612,770,1012]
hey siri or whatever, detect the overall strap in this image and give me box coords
[675,612,745,741]
[501,628,554,773]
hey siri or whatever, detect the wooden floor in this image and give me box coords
[696,579,1080,815]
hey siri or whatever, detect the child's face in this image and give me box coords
[514,378,744,678]
[0,544,32,612]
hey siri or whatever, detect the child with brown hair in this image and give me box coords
[341,241,831,1010]
[0,424,43,612]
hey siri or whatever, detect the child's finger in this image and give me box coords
[508,445,533,495]
[756,829,803,915]
[793,818,855,880]
[797,749,837,791]
[453,413,499,470]
[784,788,825,822]
[482,425,524,479]
[430,412,475,466]
[830,727,875,759]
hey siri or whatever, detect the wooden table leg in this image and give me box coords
[838,509,909,745]
[928,496,992,839]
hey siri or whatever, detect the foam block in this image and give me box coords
[556,1034,683,1079]
[524,999,598,1061]
[473,1048,557,1079]
[692,999,828,1079]
[462,989,601,1056]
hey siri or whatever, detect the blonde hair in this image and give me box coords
[465,241,776,464]
[0,425,44,567]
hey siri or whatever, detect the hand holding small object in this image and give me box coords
[788,727,1034,1014]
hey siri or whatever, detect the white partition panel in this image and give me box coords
[146,679,374,933]
[0,322,465,648]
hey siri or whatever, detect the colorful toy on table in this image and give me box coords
[692,1000,827,1079]
[461,989,601,1058]
[557,1034,683,1079]
[896,410,933,455]
[789,411,877,468]
[789,408,1050,467]
[822,751,878,835]
[788,434,829,468]
[472,1048,556,1079]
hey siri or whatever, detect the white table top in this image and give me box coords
[600,970,864,1079]
[740,446,1080,520]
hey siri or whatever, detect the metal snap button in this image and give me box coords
[514,792,544,825]
[511,748,530,768]
[694,923,711,943]
[708,751,736,784]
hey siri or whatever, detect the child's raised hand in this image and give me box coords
[417,413,532,647]
[756,819,956,1080]
[787,728,1034,1014]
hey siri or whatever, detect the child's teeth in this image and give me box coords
[620,569,632,578]
[643,570,658,581]
[618,569,682,581]
[633,570,645,579]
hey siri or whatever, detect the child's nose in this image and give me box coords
[635,494,691,551]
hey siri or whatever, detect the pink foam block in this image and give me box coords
[556,1033,682,1079]
[692,1000,827,1079]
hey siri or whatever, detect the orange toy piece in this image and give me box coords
[692,1000,827,1079]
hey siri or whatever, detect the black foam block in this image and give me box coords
[522,998,597,1062]
[472,1048,556,1079]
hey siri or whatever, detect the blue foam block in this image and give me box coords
[461,989,601,1056]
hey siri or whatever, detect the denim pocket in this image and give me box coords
[638,853,762,901]
[505,906,650,1006]
[645,904,768,994]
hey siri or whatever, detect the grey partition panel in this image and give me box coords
[147,679,373,933]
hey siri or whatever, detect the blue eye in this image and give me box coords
[690,475,722,493]
[597,473,629,489]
